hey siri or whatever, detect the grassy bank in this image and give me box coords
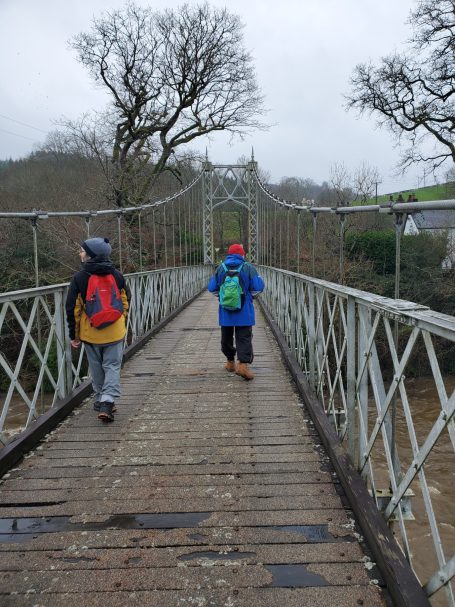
[364,182,455,205]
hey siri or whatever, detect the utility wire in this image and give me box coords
[0,127,37,141]
[0,113,48,134]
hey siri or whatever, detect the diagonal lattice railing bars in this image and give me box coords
[0,266,212,446]
[259,265,455,606]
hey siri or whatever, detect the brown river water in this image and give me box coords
[376,376,455,607]
[1,377,454,604]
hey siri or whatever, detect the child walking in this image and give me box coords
[66,237,129,422]
[208,244,264,380]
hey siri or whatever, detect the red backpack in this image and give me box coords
[85,274,124,329]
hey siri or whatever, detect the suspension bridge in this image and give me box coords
[0,159,454,607]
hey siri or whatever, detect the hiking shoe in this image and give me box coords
[98,401,115,422]
[236,362,254,380]
[94,401,116,412]
[225,359,236,372]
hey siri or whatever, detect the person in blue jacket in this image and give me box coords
[208,243,265,380]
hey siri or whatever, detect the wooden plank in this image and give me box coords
[0,293,389,607]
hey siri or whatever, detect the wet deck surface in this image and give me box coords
[0,293,388,606]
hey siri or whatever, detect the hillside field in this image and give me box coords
[367,182,455,205]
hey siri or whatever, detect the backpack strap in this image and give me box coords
[221,262,243,274]
[236,263,246,295]
[218,261,244,287]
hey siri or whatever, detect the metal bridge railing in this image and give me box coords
[0,265,211,446]
[259,265,455,606]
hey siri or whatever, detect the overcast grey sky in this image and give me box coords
[1,0,431,194]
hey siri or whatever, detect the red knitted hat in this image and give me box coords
[228,244,245,257]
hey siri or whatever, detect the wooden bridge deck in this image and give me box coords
[0,293,388,606]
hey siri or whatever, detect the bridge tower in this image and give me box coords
[202,154,258,264]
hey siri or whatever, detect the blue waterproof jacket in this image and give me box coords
[208,254,265,326]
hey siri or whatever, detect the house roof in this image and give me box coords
[412,210,455,229]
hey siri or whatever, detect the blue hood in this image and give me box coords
[224,253,245,267]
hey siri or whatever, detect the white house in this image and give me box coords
[404,210,455,269]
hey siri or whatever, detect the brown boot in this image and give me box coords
[236,362,254,380]
[225,359,236,372]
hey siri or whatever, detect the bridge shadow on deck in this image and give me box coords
[0,293,388,606]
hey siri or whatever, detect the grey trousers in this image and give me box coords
[84,340,123,404]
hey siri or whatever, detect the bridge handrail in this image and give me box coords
[263,267,455,341]
[259,265,455,605]
[0,266,212,446]
[0,267,200,302]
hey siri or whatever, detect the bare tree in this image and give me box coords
[352,162,381,203]
[347,0,455,173]
[67,2,266,207]
[329,162,354,207]
[273,176,318,203]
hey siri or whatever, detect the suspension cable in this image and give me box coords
[297,210,301,274]
[0,172,204,220]
[252,166,312,211]
[178,200,182,265]
[152,209,157,269]
[172,199,176,267]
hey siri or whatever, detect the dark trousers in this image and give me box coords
[221,326,253,363]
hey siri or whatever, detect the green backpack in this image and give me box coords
[219,262,244,310]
